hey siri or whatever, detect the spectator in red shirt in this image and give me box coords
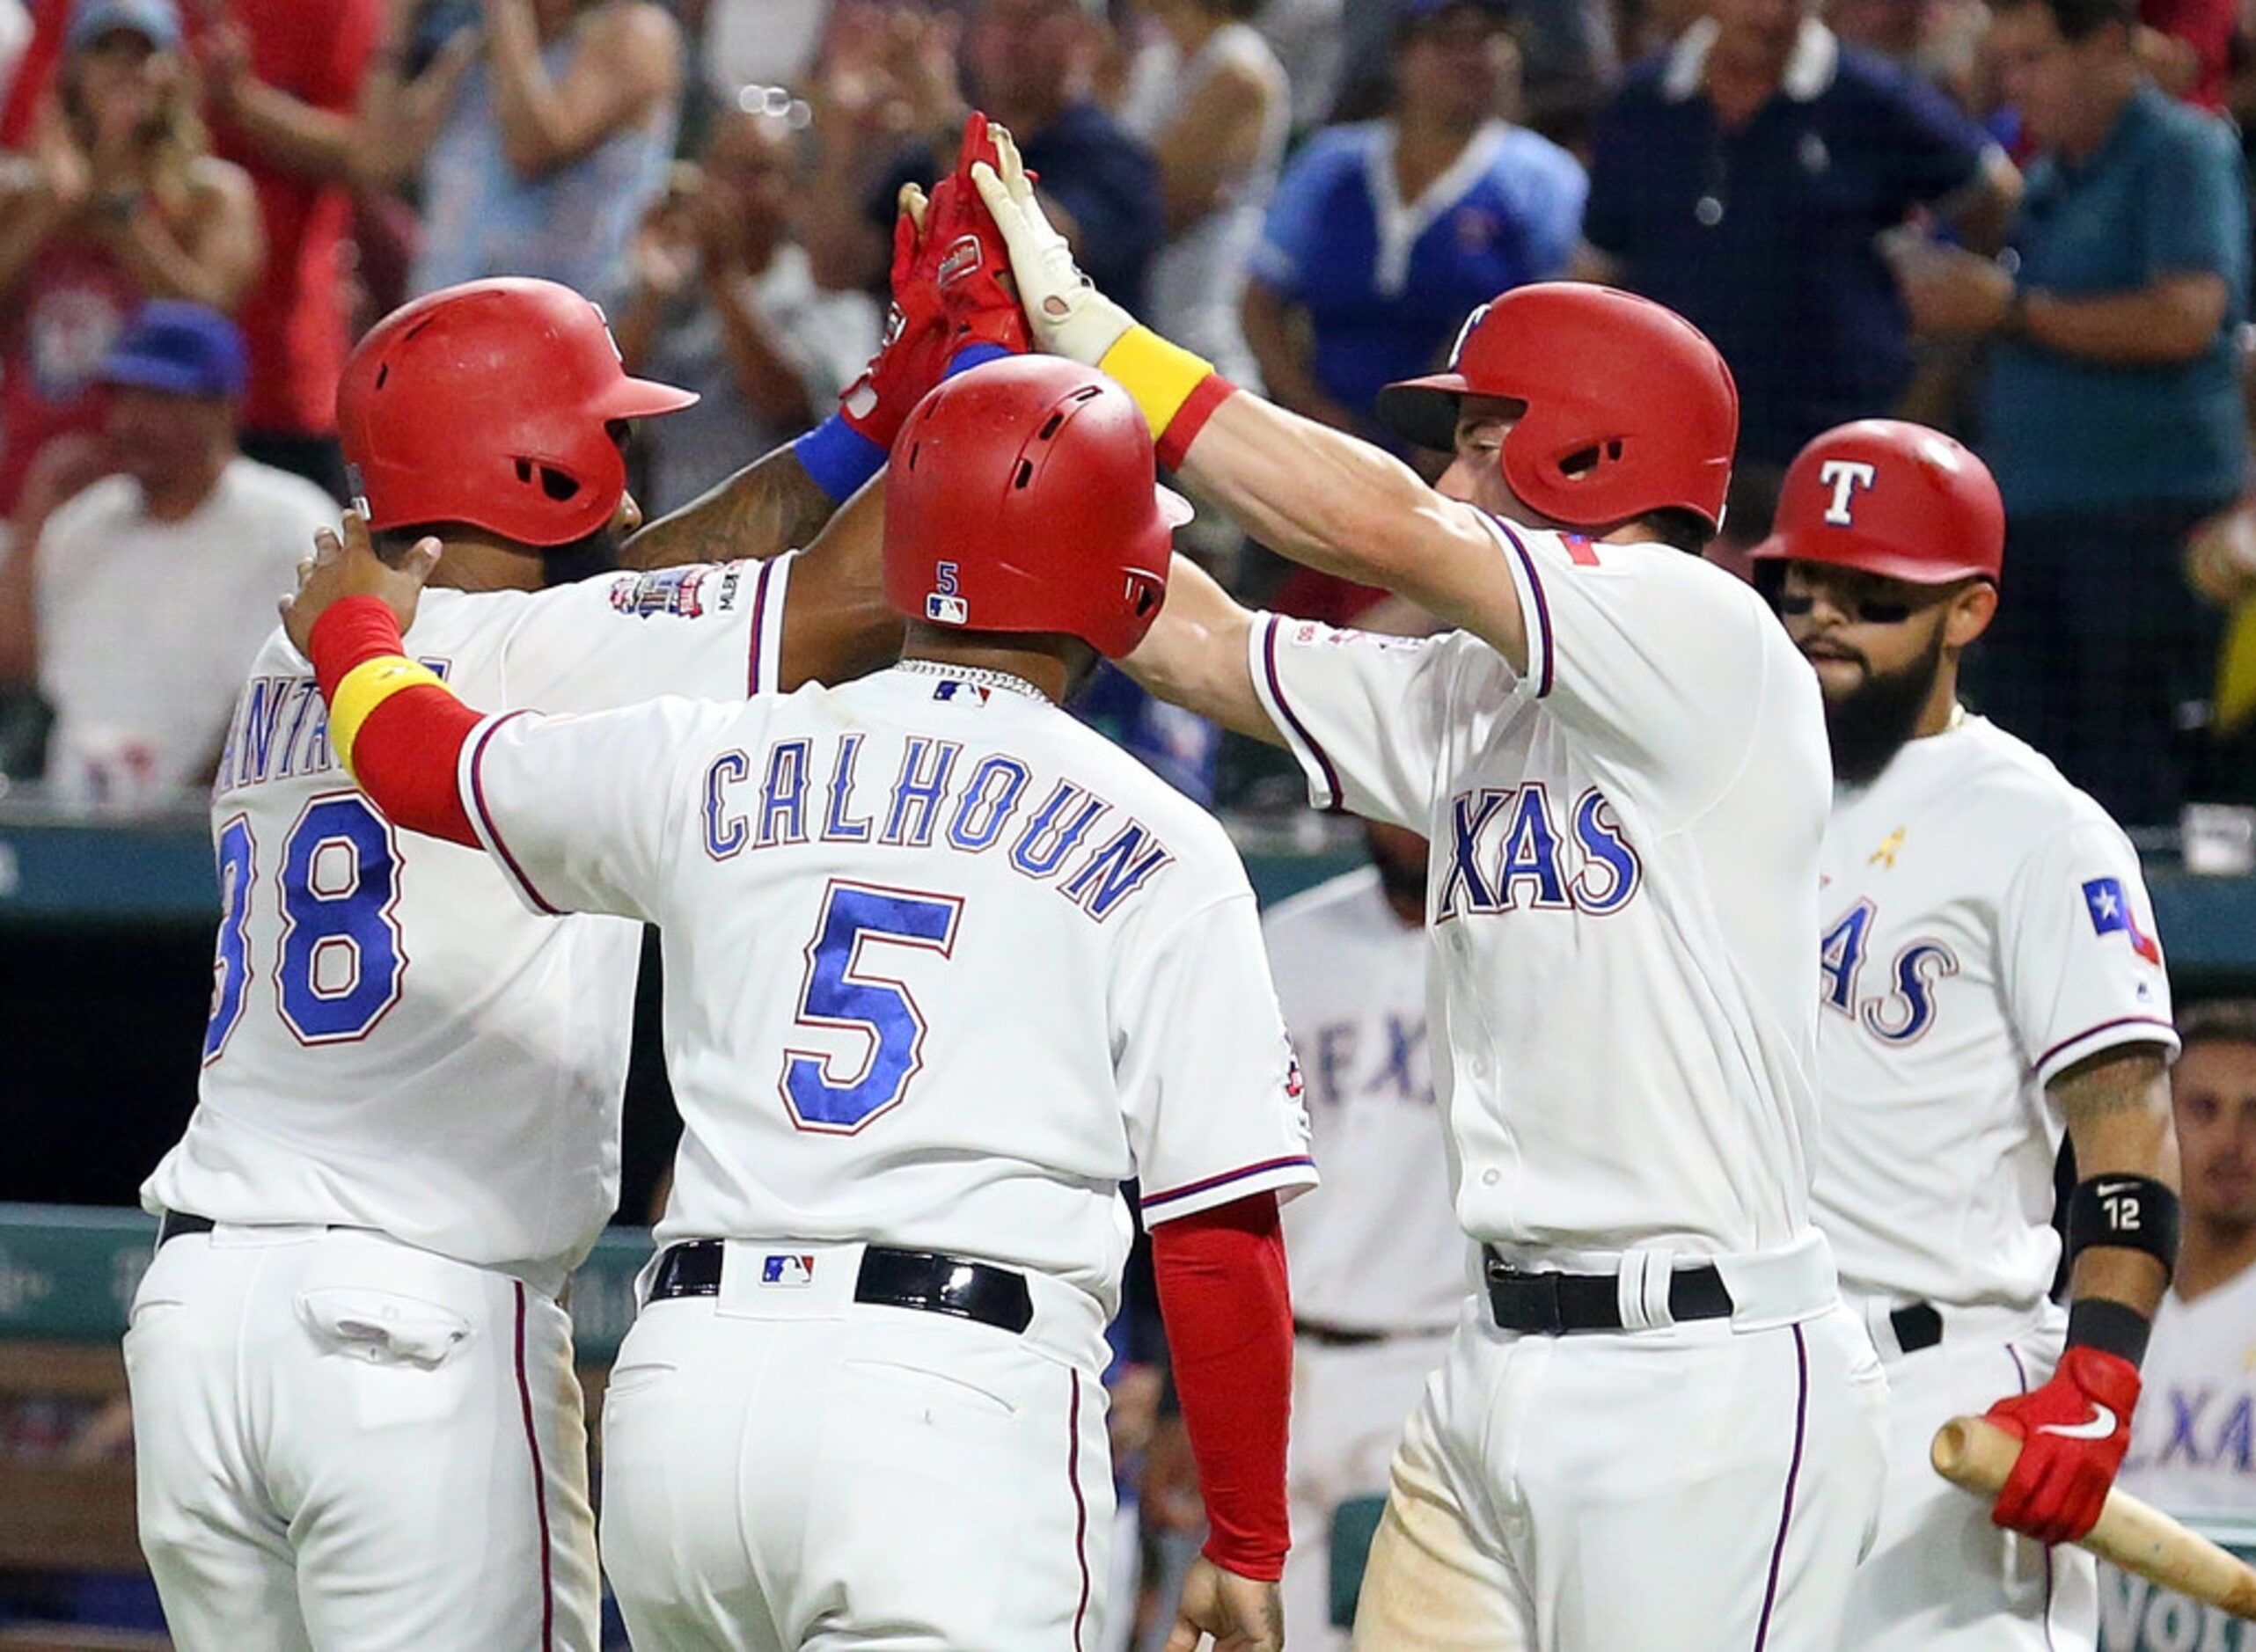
[197,0,381,500]
[0,0,261,525]
[2138,0,2235,107]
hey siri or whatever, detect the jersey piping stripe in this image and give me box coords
[1067,1368,1090,1650]
[2028,1014,2179,1079]
[510,1283,557,1651]
[1257,618,1343,811]
[465,713,563,917]
[2006,1343,2062,1652]
[1140,1154,1317,1212]
[1488,516,1555,698]
[746,559,779,695]
[1751,1322,1809,1652]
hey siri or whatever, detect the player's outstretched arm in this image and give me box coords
[1980,1045,2178,1544]
[973,132,1531,673]
[1121,554,1280,745]
[617,441,842,574]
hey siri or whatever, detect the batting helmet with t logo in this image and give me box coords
[1751,420,2004,587]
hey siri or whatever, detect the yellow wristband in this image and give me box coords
[328,654,449,776]
[1098,325,1218,437]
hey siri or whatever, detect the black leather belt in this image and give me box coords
[156,1211,216,1247]
[1483,1248,1734,1334]
[1890,1300,1945,1355]
[648,1241,1035,1335]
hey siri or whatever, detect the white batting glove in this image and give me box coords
[971,128,1137,368]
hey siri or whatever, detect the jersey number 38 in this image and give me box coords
[203,793,407,1062]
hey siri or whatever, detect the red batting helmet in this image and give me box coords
[1374,282,1739,534]
[884,356,1186,659]
[337,278,697,548]
[1749,420,2004,586]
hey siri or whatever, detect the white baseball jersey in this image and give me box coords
[458,662,1317,1311]
[2120,1265,2256,1511]
[143,558,795,1289]
[1249,519,1830,1256]
[1267,866,1464,1331]
[1811,714,2179,1312]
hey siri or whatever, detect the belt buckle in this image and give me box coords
[1487,1261,1566,1335]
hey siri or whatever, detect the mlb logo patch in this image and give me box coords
[760,1254,817,1287]
[934,680,990,704]
[927,593,969,625]
[2082,877,2162,965]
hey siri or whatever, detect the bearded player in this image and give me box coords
[1750,419,2179,1650]
[125,131,1022,1648]
[278,355,1315,1652]
[975,133,1886,1649]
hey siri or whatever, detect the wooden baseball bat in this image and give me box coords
[1932,1416,2256,1619]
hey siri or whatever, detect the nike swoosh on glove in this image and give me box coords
[1981,1344,2142,1545]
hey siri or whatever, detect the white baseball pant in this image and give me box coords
[597,1238,1116,1652]
[1838,1297,2096,1651]
[125,1224,598,1651]
[1351,1247,1888,1651]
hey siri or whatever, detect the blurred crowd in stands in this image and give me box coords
[0,0,2252,828]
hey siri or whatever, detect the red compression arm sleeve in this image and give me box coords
[308,597,482,847]
[1150,1190,1293,1580]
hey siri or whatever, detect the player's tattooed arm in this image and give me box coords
[616,442,840,573]
[773,475,904,691]
[2052,1044,2180,1319]
[1120,554,1281,746]
[1980,1041,2179,1543]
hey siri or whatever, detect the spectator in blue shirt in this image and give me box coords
[1576,0,2018,545]
[1891,0,2251,824]
[1240,0,1586,441]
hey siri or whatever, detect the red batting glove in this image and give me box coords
[835,204,954,455]
[1981,1346,2142,1544]
[927,111,1031,358]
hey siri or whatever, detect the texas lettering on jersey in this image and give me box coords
[1306,1012,1432,1112]
[1819,898,1959,1045]
[700,728,1176,925]
[1436,781,1644,920]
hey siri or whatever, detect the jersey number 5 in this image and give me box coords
[203,793,407,1062]
[780,880,963,1133]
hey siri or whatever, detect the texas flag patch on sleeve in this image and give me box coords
[2083,877,2162,965]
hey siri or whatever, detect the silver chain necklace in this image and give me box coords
[895,658,1051,703]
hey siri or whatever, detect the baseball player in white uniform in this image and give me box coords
[281,355,1318,1652]
[974,134,1888,1650]
[123,189,1016,1646]
[1747,419,2183,1651]
[1264,822,1466,1648]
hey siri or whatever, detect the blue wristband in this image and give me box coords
[943,341,1013,379]
[792,413,888,504]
